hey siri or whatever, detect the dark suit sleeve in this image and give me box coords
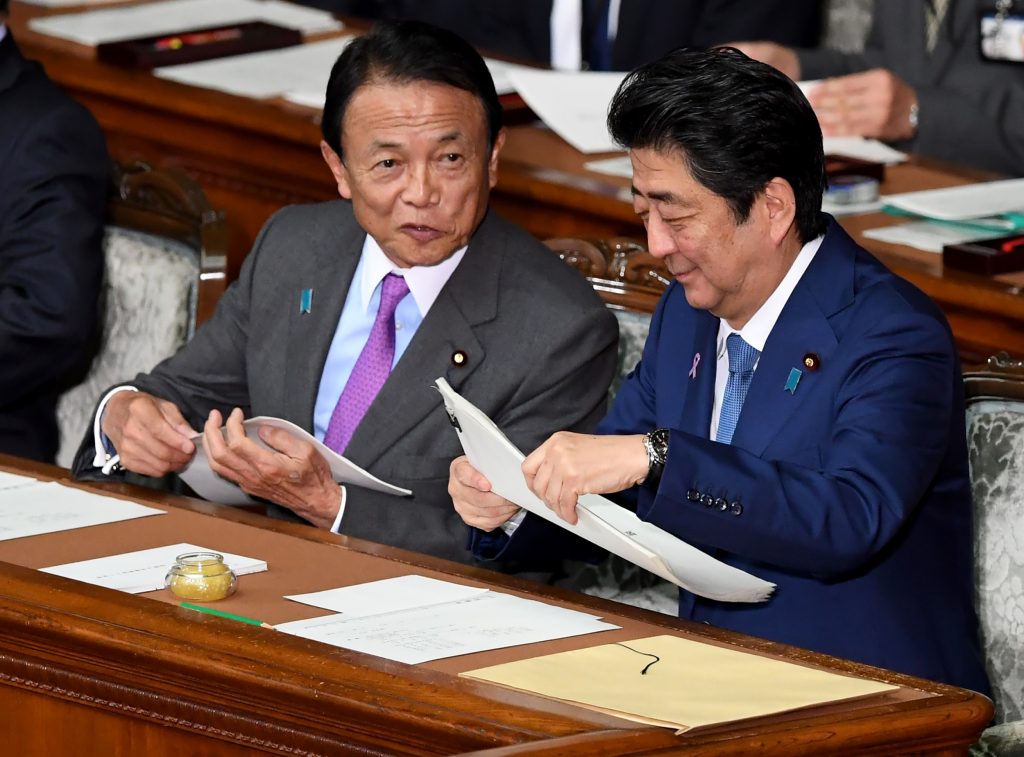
[648,310,958,577]
[0,100,107,403]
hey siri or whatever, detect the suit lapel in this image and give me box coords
[731,220,855,456]
[671,308,718,439]
[343,212,503,469]
[283,206,364,430]
[0,34,25,94]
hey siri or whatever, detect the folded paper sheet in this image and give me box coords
[464,634,897,731]
[180,416,411,505]
[435,379,774,602]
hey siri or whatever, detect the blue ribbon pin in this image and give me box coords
[299,288,313,314]
[784,368,802,394]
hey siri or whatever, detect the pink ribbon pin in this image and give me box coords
[689,352,701,379]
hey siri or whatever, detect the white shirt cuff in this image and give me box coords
[92,385,139,474]
[329,485,347,533]
[499,508,527,536]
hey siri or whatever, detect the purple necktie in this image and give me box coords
[323,272,409,453]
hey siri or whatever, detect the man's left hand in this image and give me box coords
[807,69,918,142]
[202,408,341,528]
[521,432,648,525]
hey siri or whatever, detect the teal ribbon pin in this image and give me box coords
[784,368,802,394]
[299,288,313,314]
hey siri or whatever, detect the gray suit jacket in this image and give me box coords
[74,201,618,564]
[798,0,1024,175]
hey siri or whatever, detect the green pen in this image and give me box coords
[180,602,274,628]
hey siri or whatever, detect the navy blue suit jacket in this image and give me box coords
[0,32,107,462]
[478,220,990,694]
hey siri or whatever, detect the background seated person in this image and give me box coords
[0,0,107,463]
[73,21,617,567]
[312,0,822,71]
[731,0,1024,176]
[450,46,991,694]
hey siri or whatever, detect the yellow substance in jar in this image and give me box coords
[166,553,236,601]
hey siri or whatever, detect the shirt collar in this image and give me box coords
[358,234,467,317]
[716,234,824,357]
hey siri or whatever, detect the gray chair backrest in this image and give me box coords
[54,161,226,468]
[964,353,1024,725]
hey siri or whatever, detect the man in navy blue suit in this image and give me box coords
[450,46,991,695]
[0,0,108,462]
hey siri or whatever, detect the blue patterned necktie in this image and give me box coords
[716,334,760,445]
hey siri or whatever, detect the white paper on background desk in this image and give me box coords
[483,58,535,96]
[41,542,267,593]
[158,36,353,102]
[286,575,490,617]
[0,471,38,490]
[584,155,632,178]
[277,591,617,664]
[435,378,774,603]
[508,68,626,153]
[821,137,907,165]
[882,178,1024,222]
[28,0,343,46]
[179,416,411,505]
[863,221,1007,253]
[0,481,164,542]
[18,0,126,7]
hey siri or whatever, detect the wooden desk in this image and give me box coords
[0,456,994,755]
[10,2,1024,360]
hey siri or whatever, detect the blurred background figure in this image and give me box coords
[0,0,108,462]
[306,0,822,71]
[733,0,1024,175]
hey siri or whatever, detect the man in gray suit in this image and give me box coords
[74,20,617,565]
[733,0,1024,176]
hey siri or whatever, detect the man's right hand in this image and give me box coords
[101,391,197,476]
[449,456,521,531]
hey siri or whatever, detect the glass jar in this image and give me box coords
[165,552,237,602]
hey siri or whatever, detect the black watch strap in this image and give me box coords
[642,428,669,485]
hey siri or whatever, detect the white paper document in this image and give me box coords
[0,482,164,542]
[286,575,490,617]
[508,68,626,153]
[179,416,411,505]
[0,471,38,490]
[434,379,774,603]
[584,155,632,178]
[863,221,1007,254]
[41,542,267,593]
[157,36,353,102]
[28,0,344,46]
[18,0,126,7]
[882,179,1024,223]
[278,587,618,664]
[821,137,907,165]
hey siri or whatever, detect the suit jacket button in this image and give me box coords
[729,501,743,516]
[687,489,701,502]
[700,494,714,507]
[714,497,728,511]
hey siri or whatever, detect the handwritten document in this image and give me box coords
[435,379,775,602]
[179,416,411,505]
[278,575,617,664]
[42,542,267,594]
[0,482,164,542]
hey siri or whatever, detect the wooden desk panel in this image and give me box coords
[10,1,1023,360]
[0,456,994,755]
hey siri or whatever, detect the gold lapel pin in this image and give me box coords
[803,352,820,372]
[451,350,468,367]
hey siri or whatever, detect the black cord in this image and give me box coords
[615,643,661,675]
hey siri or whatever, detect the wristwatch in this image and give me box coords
[642,428,670,485]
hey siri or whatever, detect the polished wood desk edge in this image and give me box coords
[0,456,995,755]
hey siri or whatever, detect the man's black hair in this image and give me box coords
[321,19,502,159]
[608,47,827,243]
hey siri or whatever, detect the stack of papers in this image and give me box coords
[434,379,775,603]
[28,0,344,46]
[865,179,1024,253]
[277,575,619,664]
[42,542,267,593]
[179,416,410,505]
[0,481,164,541]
